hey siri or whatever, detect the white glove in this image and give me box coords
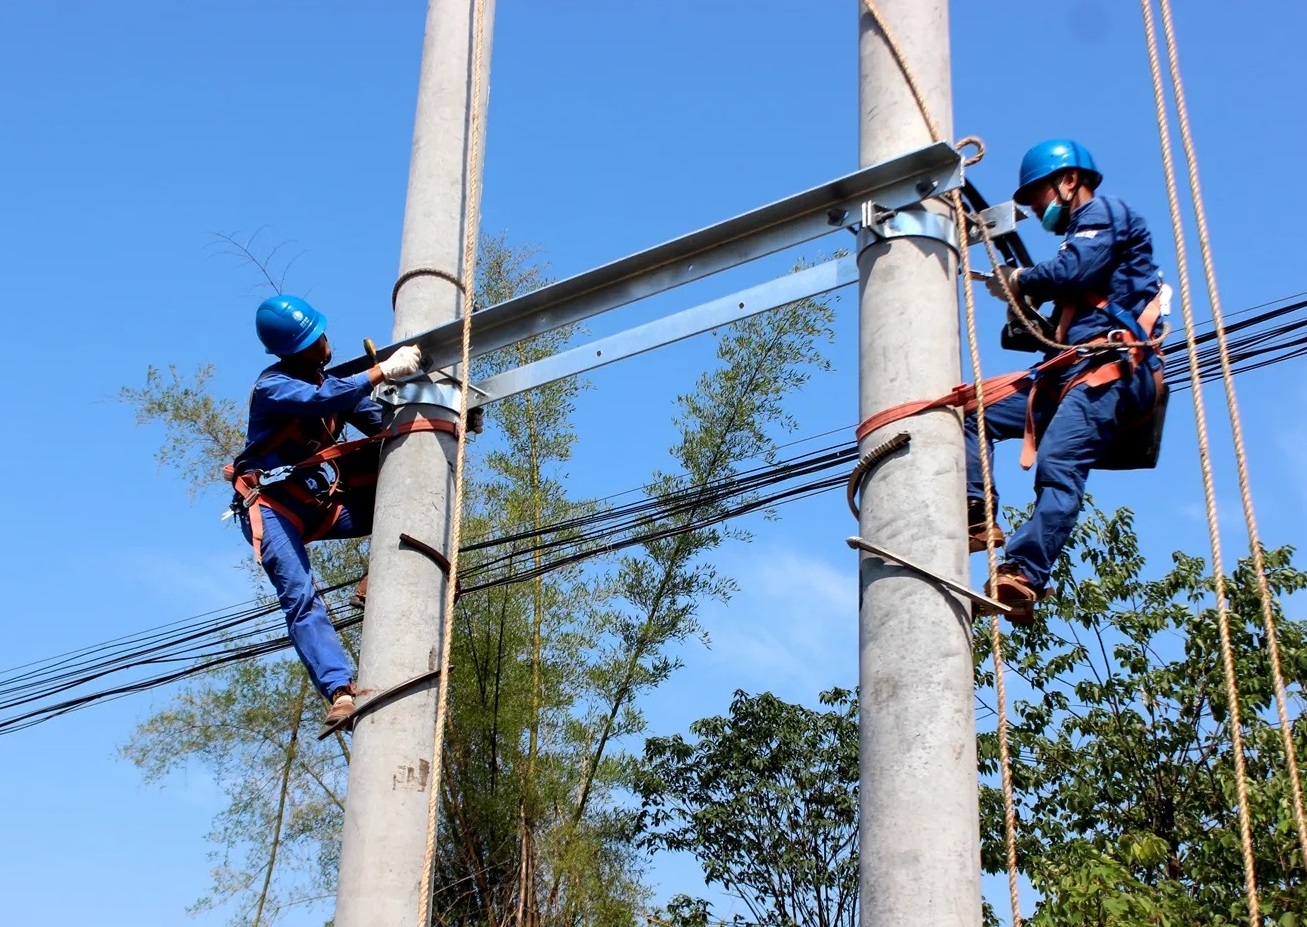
[985,265,1022,303]
[378,345,423,380]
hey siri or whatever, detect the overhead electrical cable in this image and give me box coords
[4,291,1307,735]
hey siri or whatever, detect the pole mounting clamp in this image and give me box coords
[374,378,464,413]
[857,203,959,257]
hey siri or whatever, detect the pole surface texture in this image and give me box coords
[334,0,494,923]
[856,3,982,926]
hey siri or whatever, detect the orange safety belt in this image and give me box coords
[228,417,460,563]
[854,294,1165,467]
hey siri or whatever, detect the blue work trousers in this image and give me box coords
[965,377,1136,588]
[240,499,372,700]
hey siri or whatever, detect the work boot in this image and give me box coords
[325,683,358,726]
[349,574,368,610]
[977,564,1047,626]
[967,498,1005,554]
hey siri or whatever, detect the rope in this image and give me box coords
[1139,1,1262,920]
[416,0,491,922]
[975,220,1170,355]
[955,200,1023,925]
[955,135,985,167]
[1158,0,1307,882]
[859,0,943,143]
[857,1,1022,922]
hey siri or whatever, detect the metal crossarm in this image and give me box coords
[469,255,857,407]
[329,141,964,378]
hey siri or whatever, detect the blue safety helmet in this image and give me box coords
[254,295,328,356]
[1013,139,1102,206]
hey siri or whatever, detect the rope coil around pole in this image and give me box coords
[1139,1,1262,921]
[415,0,491,923]
[857,1,1023,922]
[1154,0,1307,881]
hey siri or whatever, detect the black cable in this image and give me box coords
[0,450,854,734]
[6,291,1307,734]
[961,180,1034,269]
[0,440,858,725]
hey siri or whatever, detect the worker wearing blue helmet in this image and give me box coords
[231,296,423,725]
[966,139,1167,623]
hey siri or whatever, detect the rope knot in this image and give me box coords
[955,136,985,167]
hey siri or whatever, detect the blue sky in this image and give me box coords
[3,1,1306,924]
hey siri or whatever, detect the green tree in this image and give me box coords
[978,503,1307,926]
[638,688,860,927]
[538,274,836,923]
[431,238,643,927]
[120,238,838,927]
[637,503,1307,927]
[122,235,629,926]
[125,654,354,923]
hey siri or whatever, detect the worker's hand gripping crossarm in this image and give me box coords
[375,345,424,382]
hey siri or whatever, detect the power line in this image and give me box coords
[4,291,1307,735]
[0,443,853,733]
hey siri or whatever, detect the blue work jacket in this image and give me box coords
[1020,194,1162,348]
[234,364,384,476]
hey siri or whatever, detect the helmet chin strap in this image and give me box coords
[1044,173,1083,235]
[1056,171,1083,207]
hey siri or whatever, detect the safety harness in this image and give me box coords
[226,417,459,562]
[854,290,1167,469]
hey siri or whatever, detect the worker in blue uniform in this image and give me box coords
[966,139,1166,623]
[230,296,422,724]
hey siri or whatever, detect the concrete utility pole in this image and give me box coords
[334,0,493,924]
[855,3,982,926]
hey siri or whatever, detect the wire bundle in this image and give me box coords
[3,291,1305,735]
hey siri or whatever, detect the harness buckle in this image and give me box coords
[224,471,263,520]
[230,466,292,512]
[1076,333,1130,360]
[257,466,295,488]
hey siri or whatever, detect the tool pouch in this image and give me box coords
[1096,382,1168,471]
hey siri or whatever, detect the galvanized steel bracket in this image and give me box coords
[857,203,959,257]
[374,378,464,413]
[965,201,1028,246]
